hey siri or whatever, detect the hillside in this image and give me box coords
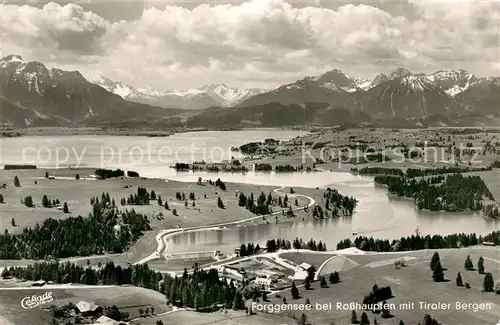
[0,55,180,127]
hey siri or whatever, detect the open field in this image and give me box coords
[280,251,336,269]
[258,247,500,325]
[0,168,308,263]
[0,285,169,325]
[0,168,280,232]
[147,256,216,272]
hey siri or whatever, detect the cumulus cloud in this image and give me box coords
[0,0,498,89]
[1,3,108,54]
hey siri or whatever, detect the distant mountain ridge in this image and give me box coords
[92,76,266,109]
[1,53,498,128]
[0,55,180,127]
[239,67,499,120]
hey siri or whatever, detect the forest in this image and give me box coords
[1,261,250,312]
[0,193,150,259]
[162,268,250,311]
[336,230,500,252]
[323,187,357,216]
[374,174,494,211]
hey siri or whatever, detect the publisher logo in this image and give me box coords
[21,291,54,309]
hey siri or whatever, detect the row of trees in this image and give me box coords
[238,237,328,256]
[0,193,151,259]
[355,165,494,178]
[374,174,494,211]
[174,191,196,201]
[20,195,69,212]
[2,261,161,290]
[174,163,191,170]
[42,195,61,208]
[254,164,311,172]
[238,243,261,257]
[336,231,500,252]
[266,238,327,252]
[254,163,272,172]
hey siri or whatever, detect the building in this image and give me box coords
[91,315,121,325]
[76,300,102,316]
[481,241,496,246]
[299,262,313,271]
[254,277,272,290]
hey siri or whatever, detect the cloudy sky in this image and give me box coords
[0,0,499,90]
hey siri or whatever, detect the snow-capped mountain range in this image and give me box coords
[93,66,497,114]
[1,53,498,127]
[238,66,499,119]
[0,54,176,127]
[92,76,266,109]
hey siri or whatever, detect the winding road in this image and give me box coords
[134,186,316,265]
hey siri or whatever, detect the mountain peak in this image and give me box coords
[0,54,24,63]
[399,75,436,92]
[0,54,25,69]
[390,68,412,79]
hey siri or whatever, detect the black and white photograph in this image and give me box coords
[0,0,500,324]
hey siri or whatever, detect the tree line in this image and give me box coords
[254,163,312,173]
[2,261,161,289]
[354,165,495,178]
[266,238,327,253]
[336,230,500,252]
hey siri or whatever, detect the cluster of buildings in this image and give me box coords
[213,259,314,291]
[70,301,127,325]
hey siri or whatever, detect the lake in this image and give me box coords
[0,129,307,178]
[1,130,498,254]
[166,171,499,254]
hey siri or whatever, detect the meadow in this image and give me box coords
[262,247,500,325]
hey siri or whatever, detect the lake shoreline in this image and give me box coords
[0,126,309,138]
